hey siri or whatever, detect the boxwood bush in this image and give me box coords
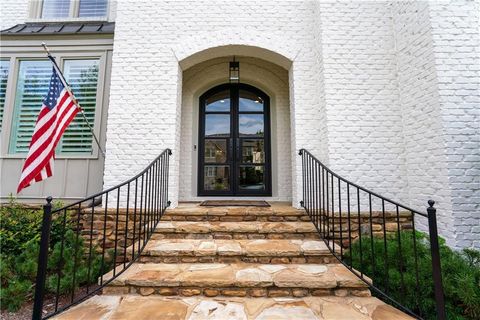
[0,198,111,312]
[345,231,480,320]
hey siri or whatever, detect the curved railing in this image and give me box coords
[299,149,446,320]
[32,149,172,319]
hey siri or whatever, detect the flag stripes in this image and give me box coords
[17,65,80,193]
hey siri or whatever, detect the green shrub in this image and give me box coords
[0,277,32,312]
[0,198,111,312]
[0,199,42,257]
[345,231,480,319]
[46,230,106,294]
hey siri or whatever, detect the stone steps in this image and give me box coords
[103,262,370,298]
[152,221,320,240]
[162,203,310,222]
[59,203,414,319]
[53,295,413,320]
[134,239,337,264]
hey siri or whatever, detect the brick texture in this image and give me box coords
[0,0,29,30]
[429,0,480,248]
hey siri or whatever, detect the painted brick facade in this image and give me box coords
[391,1,456,242]
[1,0,478,249]
[320,1,409,204]
[429,0,480,248]
[0,0,29,30]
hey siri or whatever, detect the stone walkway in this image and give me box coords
[53,203,413,319]
[54,295,412,320]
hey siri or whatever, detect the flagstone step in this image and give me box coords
[162,203,310,222]
[134,239,337,264]
[53,295,414,320]
[103,262,370,298]
[152,221,320,240]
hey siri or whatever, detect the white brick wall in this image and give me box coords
[320,1,409,205]
[0,0,29,30]
[391,1,456,244]
[429,0,480,248]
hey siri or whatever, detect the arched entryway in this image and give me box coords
[178,56,292,202]
[198,83,272,196]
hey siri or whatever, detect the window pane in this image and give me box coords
[205,114,230,137]
[239,166,265,190]
[79,0,108,17]
[239,90,263,112]
[205,90,230,112]
[239,114,264,137]
[204,165,230,191]
[0,60,9,131]
[42,0,70,18]
[204,139,227,163]
[59,59,99,154]
[242,139,264,164]
[10,60,51,154]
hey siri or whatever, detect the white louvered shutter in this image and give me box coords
[41,0,70,18]
[0,60,9,131]
[79,0,108,17]
[58,59,99,154]
[10,60,51,153]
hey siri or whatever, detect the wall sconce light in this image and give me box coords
[229,57,240,83]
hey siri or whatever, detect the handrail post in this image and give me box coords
[298,149,304,208]
[427,200,446,320]
[32,196,53,320]
[167,149,172,207]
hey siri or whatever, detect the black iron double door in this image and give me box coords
[198,83,272,196]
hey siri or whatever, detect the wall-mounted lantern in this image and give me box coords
[229,57,240,83]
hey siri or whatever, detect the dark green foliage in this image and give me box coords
[0,198,111,312]
[46,230,106,295]
[345,231,480,320]
[0,199,42,257]
[0,277,31,312]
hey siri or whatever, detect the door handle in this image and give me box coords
[236,138,240,161]
[229,139,233,161]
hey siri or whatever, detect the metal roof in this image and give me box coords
[1,22,115,35]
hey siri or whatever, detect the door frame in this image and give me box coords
[197,83,272,197]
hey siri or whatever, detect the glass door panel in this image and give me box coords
[205,114,230,137]
[206,90,230,112]
[241,139,264,164]
[239,114,264,137]
[204,139,228,163]
[204,166,230,191]
[239,165,265,190]
[239,89,264,112]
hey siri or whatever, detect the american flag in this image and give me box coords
[17,60,79,193]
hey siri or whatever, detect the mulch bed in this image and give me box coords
[1,285,100,320]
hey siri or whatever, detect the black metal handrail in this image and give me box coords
[32,148,172,319]
[299,149,446,320]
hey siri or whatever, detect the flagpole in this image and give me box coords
[41,42,106,158]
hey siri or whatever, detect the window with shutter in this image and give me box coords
[0,60,9,131]
[58,59,99,154]
[9,59,100,155]
[9,60,51,154]
[79,0,108,17]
